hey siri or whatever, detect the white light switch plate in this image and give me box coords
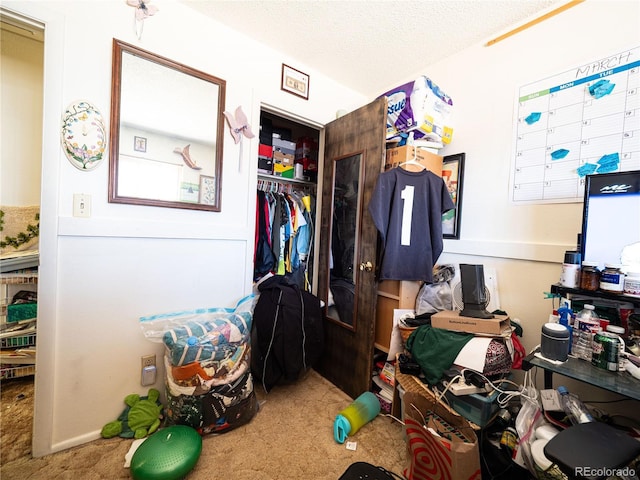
[73,194,91,217]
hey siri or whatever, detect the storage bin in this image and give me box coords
[444,387,502,427]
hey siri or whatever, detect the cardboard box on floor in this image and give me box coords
[385,146,443,175]
[431,310,510,335]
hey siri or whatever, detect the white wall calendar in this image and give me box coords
[510,46,640,204]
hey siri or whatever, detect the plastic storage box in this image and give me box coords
[444,388,502,427]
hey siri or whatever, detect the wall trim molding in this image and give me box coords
[58,216,249,241]
[444,238,573,263]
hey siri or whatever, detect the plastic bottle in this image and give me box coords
[557,303,573,354]
[572,304,600,361]
[557,386,593,424]
[333,391,381,443]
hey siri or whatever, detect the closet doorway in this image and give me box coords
[0,9,44,462]
[315,97,387,399]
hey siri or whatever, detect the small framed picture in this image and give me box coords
[199,175,216,205]
[134,136,147,153]
[281,64,309,100]
[180,181,199,203]
[441,153,465,239]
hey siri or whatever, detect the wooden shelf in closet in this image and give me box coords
[374,280,421,352]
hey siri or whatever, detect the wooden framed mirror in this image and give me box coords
[109,39,226,211]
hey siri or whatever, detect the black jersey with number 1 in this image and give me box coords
[368,168,454,282]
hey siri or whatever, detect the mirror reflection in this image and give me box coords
[327,153,362,328]
[109,39,226,211]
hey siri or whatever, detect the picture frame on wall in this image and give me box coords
[134,136,147,153]
[281,64,309,100]
[199,175,216,205]
[442,153,465,239]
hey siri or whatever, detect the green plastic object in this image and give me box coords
[7,303,37,323]
[333,391,381,444]
[130,425,202,480]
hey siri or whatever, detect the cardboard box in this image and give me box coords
[385,146,443,176]
[431,310,510,335]
[258,143,273,159]
[273,150,295,166]
[258,156,273,174]
[273,137,296,156]
[273,163,294,178]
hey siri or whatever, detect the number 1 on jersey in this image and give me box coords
[400,185,414,246]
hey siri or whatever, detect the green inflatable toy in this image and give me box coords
[101,388,163,439]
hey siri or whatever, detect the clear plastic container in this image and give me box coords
[557,386,593,424]
[572,304,600,361]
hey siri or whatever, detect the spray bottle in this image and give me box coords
[557,302,573,354]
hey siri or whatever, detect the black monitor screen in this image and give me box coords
[581,170,640,270]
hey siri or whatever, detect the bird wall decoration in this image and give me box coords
[173,144,202,170]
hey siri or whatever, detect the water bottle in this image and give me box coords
[333,391,381,444]
[557,386,593,424]
[572,304,600,361]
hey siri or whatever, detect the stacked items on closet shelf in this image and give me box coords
[140,297,258,435]
[255,179,316,292]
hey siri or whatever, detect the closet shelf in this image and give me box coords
[258,173,315,187]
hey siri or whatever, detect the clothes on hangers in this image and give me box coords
[368,168,454,283]
[254,184,315,291]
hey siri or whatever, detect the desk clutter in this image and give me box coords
[542,293,640,380]
[378,262,640,480]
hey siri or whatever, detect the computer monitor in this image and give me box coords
[580,170,640,270]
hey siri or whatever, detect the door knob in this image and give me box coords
[359,261,373,272]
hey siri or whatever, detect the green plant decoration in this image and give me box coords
[0,210,40,249]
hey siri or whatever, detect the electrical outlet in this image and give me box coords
[141,354,156,369]
[141,354,157,386]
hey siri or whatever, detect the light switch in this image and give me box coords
[73,194,91,217]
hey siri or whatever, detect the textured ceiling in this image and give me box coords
[181,0,564,98]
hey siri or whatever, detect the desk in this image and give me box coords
[524,351,640,401]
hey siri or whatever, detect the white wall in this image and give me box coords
[414,0,639,412]
[3,0,368,456]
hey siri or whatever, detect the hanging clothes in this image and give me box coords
[254,181,315,291]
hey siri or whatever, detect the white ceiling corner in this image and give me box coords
[180,0,565,98]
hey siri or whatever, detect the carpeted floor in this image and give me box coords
[1,370,408,479]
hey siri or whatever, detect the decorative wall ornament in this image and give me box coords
[61,100,107,171]
[223,106,255,145]
[173,144,202,170]
[126,0,158,40]
[224,106,255,172]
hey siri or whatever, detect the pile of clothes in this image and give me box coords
[141,298,258,435]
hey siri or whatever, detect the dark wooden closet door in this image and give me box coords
[315,97,386,399]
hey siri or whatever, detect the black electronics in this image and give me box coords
[398,354,422,376]
[580,170,640,270]
[459,264,494,319]
[339,462,400,480]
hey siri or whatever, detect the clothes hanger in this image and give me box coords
[396,133,428,172]
[396,151,427,172]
